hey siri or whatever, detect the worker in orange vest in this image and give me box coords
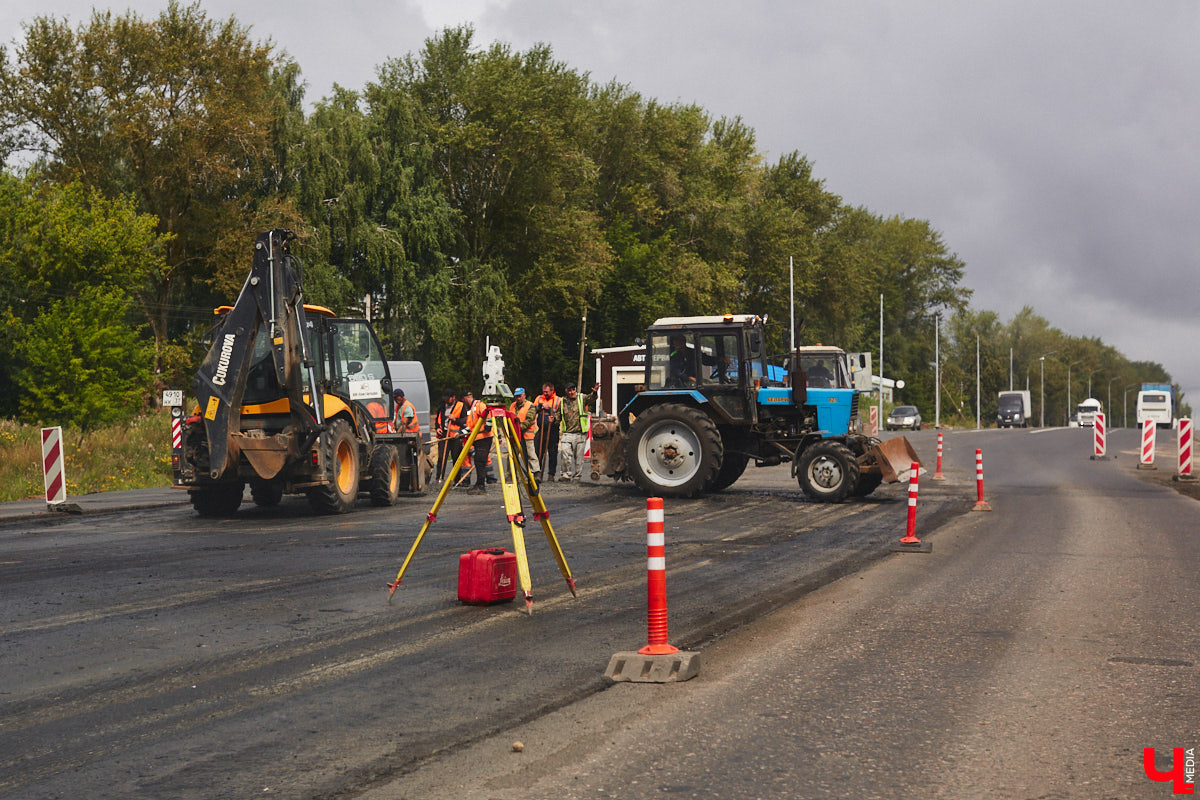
[463,389,493,494]
[508,387,540,477]
[393,388,419,435]
[433,389,465,482]
[534,382,561,481]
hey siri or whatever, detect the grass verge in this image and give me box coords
[0,411,174,503]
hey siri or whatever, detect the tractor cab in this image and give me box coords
[633,314,772,425]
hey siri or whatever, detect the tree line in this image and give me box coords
[0,3,1183,432]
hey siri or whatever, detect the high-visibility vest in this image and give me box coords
[560,394,591,435]
[509,400,538,440]
[443,400,466,435]
[395,398,419,435]
[466,400,492,439]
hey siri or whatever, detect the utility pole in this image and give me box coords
[935,314,941,429]
[789,256,795,352]
[576,307,587,392]
[976,334,981,430]
[878,294,884,426]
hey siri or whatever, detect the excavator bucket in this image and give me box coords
[868,436,922,483]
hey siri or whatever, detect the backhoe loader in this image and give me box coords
[173,230,427,516]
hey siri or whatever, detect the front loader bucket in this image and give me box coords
[868,436,922,483]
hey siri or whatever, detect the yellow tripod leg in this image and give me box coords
[511,418,577,597]
[494,414,534,613]
[386,416,482,602]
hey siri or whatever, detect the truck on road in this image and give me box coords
[1076,398,1102,428]
[996,390,1032,428]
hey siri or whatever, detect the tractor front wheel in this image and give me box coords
[797,440,859,503]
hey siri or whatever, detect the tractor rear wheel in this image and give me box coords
[367,444,401,506]
[191,482,244,517]
[626,403,722,498]
[249,477,284,507]
[307,419,361,514]
[797,440,859,503]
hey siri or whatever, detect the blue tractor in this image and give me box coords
[602,314,918,502]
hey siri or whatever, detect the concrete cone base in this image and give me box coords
[890,540,932,553]
[605,650,700,683]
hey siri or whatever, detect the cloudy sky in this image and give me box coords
[5,1,1198,407]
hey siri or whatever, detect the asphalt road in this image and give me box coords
[1,427,1195,799]
[371,426,1200,799]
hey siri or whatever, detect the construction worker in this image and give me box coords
[393,388,419,434]
[433,389,464,482]
[534,382,561,481]
[508,387,540,477]
[557,382,597,482]
[463,389,493,494]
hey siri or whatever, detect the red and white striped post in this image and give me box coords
[892,462,931,552]
[869,406,879,436]
[1139,418,1157,470]
[1177,418,1193,479]
[1092,412,1106,459]
[932,432,946,480]
[41,426,67,508]
[972,448,992,511]
[639,497,678,656]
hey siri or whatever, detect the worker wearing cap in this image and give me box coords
[393,388,419,435]
[508,387,540,477]
[557,382,597,482]
[463,389,493,493]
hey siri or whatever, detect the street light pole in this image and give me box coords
[1123,383,1140,428]
[1039,350,1057,427]
[976,334,981,430]
[935,313,941,429]
[1107,376,1121,426]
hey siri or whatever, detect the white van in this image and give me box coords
[1076,398,1102,427]
[1136,391,1173,429]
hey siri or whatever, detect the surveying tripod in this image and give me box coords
[387,405,577,613]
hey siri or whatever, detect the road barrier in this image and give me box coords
[41,426,67,507]
[604,497,701,682]
[1139,418,1157,470]
[932,432,946,480]
[972,448,992,511]
[869,406,879,436]
[1177,418,1194,480]
[892,461,931,552]
[1092,412,1107,459]
[640,497,677,655]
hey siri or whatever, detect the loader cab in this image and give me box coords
[229,304,395,431]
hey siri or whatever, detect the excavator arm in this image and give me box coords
[191,230,323,479]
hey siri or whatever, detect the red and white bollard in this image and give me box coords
[892,462,931,552]
[1178,418,1194,480]
[869,406,879,436]
[932,432,946,480]
[1139,418,1157,470]
[1092,412,1106,459]
[972,448,992,511]
[639,497,678,655]
[41,426,67,508]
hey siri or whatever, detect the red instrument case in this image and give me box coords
[457,548,517,604]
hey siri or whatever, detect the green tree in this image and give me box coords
[0,2,293,366]
[14,286,154,435]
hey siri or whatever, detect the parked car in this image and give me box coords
[886,405,922,431]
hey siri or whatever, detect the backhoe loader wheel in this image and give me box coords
[250,478,284,507]
[626,403,722,498]
[797,441,859,503]
[367,444,401,506]
[190,482,244,517]
[307,419,360,514]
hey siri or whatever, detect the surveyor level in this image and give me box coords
[386,405,577,614]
